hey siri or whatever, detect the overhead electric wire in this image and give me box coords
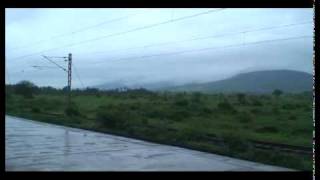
[44,56,68,59]
[8,11,145,52]
[79,21,313,56]
[12,19,311,62]
[73,63,85,89]
[32,65,63,69]
[10,8,226,61]
[89,35,313,65]
[42,55,67,72]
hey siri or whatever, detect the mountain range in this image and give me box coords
[162,70,313,93]
[94,69,313,94]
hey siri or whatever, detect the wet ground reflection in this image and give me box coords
[5,115,293,171]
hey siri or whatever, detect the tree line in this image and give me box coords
[5,80,155,98]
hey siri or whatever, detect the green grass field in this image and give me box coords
[5,90,313,170]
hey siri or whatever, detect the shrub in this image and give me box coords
[128,103,139,111]
[282,104,297,110]
[237,112,253,123]
[174,98,189,107]
[96,110,120,128]
[290,128,311,136]
[272,107,280,114]
[95,106,127,128]
[272,89,283,97]
[222,133,251,153]
[169,109,190,121]
[248,149,311,170]
[251,99,263,106]
[5,91,12,100]
[255,126,279,133]
[236,93,247,105]
[250,108,262,114]
[141,118,149,125]
[191,92,202,102]
[217,100,237,113]
[288,115,297,120]
[218,123,233,129]
[65,105,80,117]
[51,99,64,106]
[304,106,311,112]
[294,104,303,109]
[31,107,41,113]
[14,80,37,99]
[260,95,271,101]
[177,127,197,141]
[146,109,166,119]
[202,107,213,114]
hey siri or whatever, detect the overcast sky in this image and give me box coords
[5,8,314,88]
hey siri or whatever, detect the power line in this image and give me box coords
[31,65,63,69]
[42,55,67,72]
[15,20,311,64]
[44,56,68,59]
[79,21,312,57]
[14,35,313,76]
[73,63,85,89]
[8,11,145,52]
[89,35,313,65]
[10,8,226,61]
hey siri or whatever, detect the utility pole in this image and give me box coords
[38,53,72,107]
[67,53,72,106]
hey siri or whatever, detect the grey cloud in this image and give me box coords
[5,8,313,88]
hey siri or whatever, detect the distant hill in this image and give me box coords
[163,70,313,94]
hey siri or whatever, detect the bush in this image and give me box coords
[51,99,64,107]
[282,104,297,110]
[255,126,279,133]
[141,118,149,125]
[128,102,142,111]
[288,115,297,120]
[202,107,213,114]
[222,133,251,153]
[65,105,80,117]
[236,93,247,105]
[96,110,120,128]
[169,109,190,121]
[260,95,271,101]
[14,80,37,99]
[251,99,263,106]
[250,108,262,114]
[146,109,167,119]
[191,92,202,102]
[34,97,58,111]
[31,107,41,113]
[248,149,311,170]
[237,112,253,123]
[272,107,280,114]
[174,98,189,107]
[95,106,128,128]
[290,128,310,136]
[272,89,283,97]
[177,127,197,142]
[304,106,311,112]
[5,91,13,100]
[217,100,237,113]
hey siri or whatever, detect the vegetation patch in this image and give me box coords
[255,126,279,134]
[5,81,313,170]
